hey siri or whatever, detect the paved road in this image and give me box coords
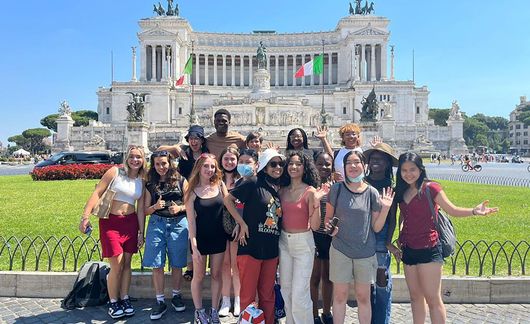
[0,298,529,323]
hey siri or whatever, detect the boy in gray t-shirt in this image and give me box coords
[328,182,382,259]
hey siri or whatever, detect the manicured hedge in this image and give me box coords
[30,164,121,181]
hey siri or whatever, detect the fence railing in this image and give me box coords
[1,235,528,276]
[428,172,530,188]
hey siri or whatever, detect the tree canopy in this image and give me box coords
[516,104,530,126]
[8,128,51,154]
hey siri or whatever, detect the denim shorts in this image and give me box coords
[402,244,443,266]
[142,214,188,269]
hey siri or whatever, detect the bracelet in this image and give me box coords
[80,216,89,221]
[472,208,477,216]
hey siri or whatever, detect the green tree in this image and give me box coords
[40,110,99,132]
[463,118,489,147]
[7,135,29,149]
[21,128,51,154]
[40,114,60,132]
[428,108,450,126]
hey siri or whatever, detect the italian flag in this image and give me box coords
[295,54,323,78]
[175,56,193,86]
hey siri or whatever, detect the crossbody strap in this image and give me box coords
[424,183,439,226]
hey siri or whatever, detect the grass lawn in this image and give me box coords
[0,175,528,275]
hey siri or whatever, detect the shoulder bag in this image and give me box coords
[425,183,456,258]
[221,182,237,236]
[91,168,119,219]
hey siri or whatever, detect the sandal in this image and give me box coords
[183,269,193,281]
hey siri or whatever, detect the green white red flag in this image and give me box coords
[295,54,323,78]
[175,56,193,86]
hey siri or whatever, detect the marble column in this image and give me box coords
[204,54,209,86]
[222,55,226,86]
[275,55,279,87]
[309,54,315,85]
[151,45,157,82]
[284,55,288,86]
[231,55,235,87]
[370,44,376,81]
[328,53,333,85]
[194,53,200,85]
[249,56,253,86]
[161,46,167,81]
[132,47,137,82]
[213,55,218,86]
[380,44,387,80]
[293,54,296,87]
[240,55,244,87]
[360,44,366,81]
[140,45,146,82]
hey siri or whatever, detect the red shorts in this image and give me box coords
[99,213,139,258]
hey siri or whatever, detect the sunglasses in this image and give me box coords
[268,160,286,168]
[151,150,169,158]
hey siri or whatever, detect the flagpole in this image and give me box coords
[190,41,197,125]
[320,40,327,126]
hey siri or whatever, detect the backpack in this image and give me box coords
[425,184,456,258]
[61,261,110,310]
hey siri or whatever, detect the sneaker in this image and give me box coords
[150,301,167,320]
[171,294,186,312]
[314,316,324,324]
[107,301,125,319]
[209,307,221,324]
[321,313,333,324]
[194,309,209,324]
[120,298,135,317]
[233,298,240,317]
[218,297,231,317]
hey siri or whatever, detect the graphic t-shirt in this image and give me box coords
[230,175,282,260]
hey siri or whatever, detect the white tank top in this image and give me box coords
[111,169,143,205]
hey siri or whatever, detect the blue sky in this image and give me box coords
[1,0,528,146]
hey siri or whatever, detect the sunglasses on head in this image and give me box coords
[151,150,169,158]
[268,160,286,168]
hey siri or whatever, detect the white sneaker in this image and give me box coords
[233,297,240,317]
[218,297,231,317]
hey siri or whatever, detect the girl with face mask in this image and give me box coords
[218,147,242,317]
[325,150,395,324]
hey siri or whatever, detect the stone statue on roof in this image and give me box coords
[58,100,72,116]
[256,41,267,69]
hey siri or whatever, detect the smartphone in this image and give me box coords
[325,217,339,235]
[85,225,92,235]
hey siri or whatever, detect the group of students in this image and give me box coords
[78,108,498,324]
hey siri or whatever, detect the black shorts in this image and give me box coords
[313,231,332,260]
[402,244,443,266]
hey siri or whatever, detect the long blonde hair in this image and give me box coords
[122,145,147,180]
[184,153,222,202]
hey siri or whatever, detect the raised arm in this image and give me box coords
[434,190,499,217]
[315,126,333,156]
[157,144,187,160]
[371,187,395,232]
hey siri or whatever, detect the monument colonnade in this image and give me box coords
[139,41,387,85]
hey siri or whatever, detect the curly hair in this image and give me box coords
[286,128,309,150]
[147,153,181,190]
[280,151,321,188]
[338,123,362,147]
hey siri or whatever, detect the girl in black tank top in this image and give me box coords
[184,153,229,321]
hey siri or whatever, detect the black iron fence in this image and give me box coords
[428,172,530,188]
[1,235,528,276]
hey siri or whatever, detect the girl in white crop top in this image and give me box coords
[79,146,146,319]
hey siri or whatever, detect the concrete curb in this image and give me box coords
[1,271,528,303]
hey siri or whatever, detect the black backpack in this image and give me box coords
[61,261,110,310]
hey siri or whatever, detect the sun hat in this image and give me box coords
[363,142,399,167]
[184,125,205,141]
[257,148,285,173]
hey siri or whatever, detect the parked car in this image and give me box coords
[34,151,113,168]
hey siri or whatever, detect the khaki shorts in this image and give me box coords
[329,245,377,284]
